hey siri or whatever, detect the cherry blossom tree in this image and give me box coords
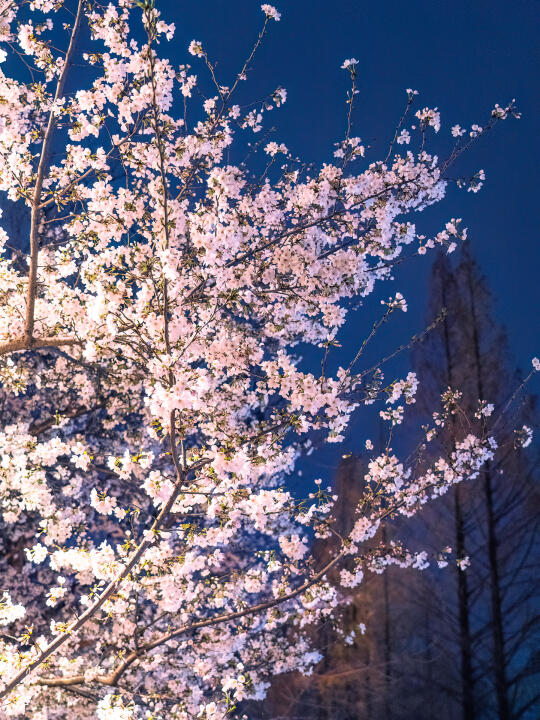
[0,1,532,718]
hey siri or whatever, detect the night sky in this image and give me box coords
[159,0,539,479]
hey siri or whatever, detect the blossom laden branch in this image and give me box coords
[0,412,204,700]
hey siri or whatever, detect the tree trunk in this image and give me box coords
[382,526,392,720]
[455,487,475,720]
[441,262,475,720]
[465,256,510,720]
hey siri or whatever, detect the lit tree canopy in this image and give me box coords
[0,2,532,718]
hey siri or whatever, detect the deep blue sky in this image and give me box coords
[161,0,539,477]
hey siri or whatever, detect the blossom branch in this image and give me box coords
[25,0,84,344]
[0,411,192,700]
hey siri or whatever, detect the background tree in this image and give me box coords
[259,246,538,720]
[251,457,385,720]
[378,247,539,720]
